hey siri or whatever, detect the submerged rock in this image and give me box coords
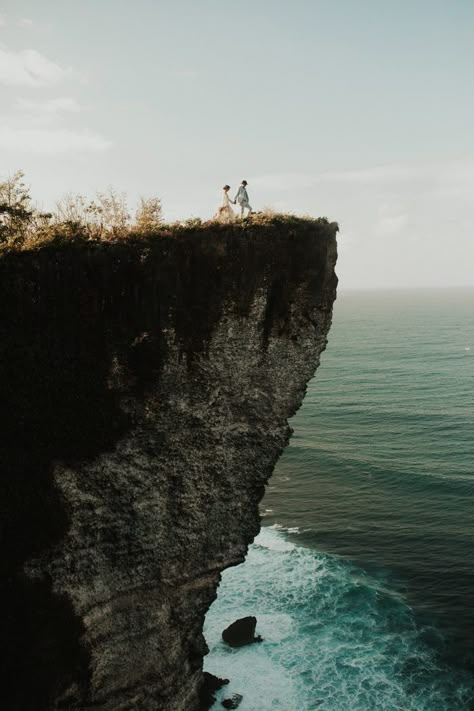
[222,693,243,709]
[222,616,263,648]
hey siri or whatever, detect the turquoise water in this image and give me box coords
[204,288,474,710]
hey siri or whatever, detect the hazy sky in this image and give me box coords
[1,0,473,288]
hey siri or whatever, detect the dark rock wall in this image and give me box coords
[0,218,338,710]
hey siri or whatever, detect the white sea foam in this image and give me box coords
[204,527,472,711]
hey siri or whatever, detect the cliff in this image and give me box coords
[0,216,338,710]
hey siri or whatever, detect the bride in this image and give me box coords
[215,184,236,222]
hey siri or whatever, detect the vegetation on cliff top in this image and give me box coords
[0,171,335,253]
[0,170,164,250]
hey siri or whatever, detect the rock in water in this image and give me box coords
[199,672,229,710]
[222,616,263,647]
[222,694,243,709]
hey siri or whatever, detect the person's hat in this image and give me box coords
[242,180,247,185]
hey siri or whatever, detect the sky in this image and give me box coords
[1,0,473,289]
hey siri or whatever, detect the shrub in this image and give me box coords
[0,171,164,248]
[0,171,35,245]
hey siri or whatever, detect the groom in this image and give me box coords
[234,180,252,218]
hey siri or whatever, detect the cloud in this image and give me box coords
[252,173,317,191]
[375,213,407,237]
[0,46,71,87]
[174,70,198,78]
[15,96,81,113]
[250,160,474,288]
[252,165,424,192]
[254,160,474,194]
[317,165,420,185]
[18,18,34,27]
[0,124,112,153]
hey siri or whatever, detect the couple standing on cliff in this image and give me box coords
[215,180,253,222]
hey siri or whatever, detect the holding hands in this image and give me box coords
[215,181,251,222]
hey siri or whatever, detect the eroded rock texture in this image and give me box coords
[0,217,338,710]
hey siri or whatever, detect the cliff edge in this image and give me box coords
[0,216,338,710]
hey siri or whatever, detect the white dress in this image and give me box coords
[215,191,235,222]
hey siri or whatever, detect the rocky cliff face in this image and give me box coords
[0,217,338,710]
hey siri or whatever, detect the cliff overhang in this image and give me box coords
[0,215,338,710]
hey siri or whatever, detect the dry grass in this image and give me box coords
[1,171,336,254]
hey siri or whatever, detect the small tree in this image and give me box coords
[1,171,165,247]
[0,170,34,244]
[87,188,130,237]
[54,193,89,225]
[134,196,163,232]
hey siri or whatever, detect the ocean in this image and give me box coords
[204,288,474,710]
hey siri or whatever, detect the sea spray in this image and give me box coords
[204,527,471,711]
